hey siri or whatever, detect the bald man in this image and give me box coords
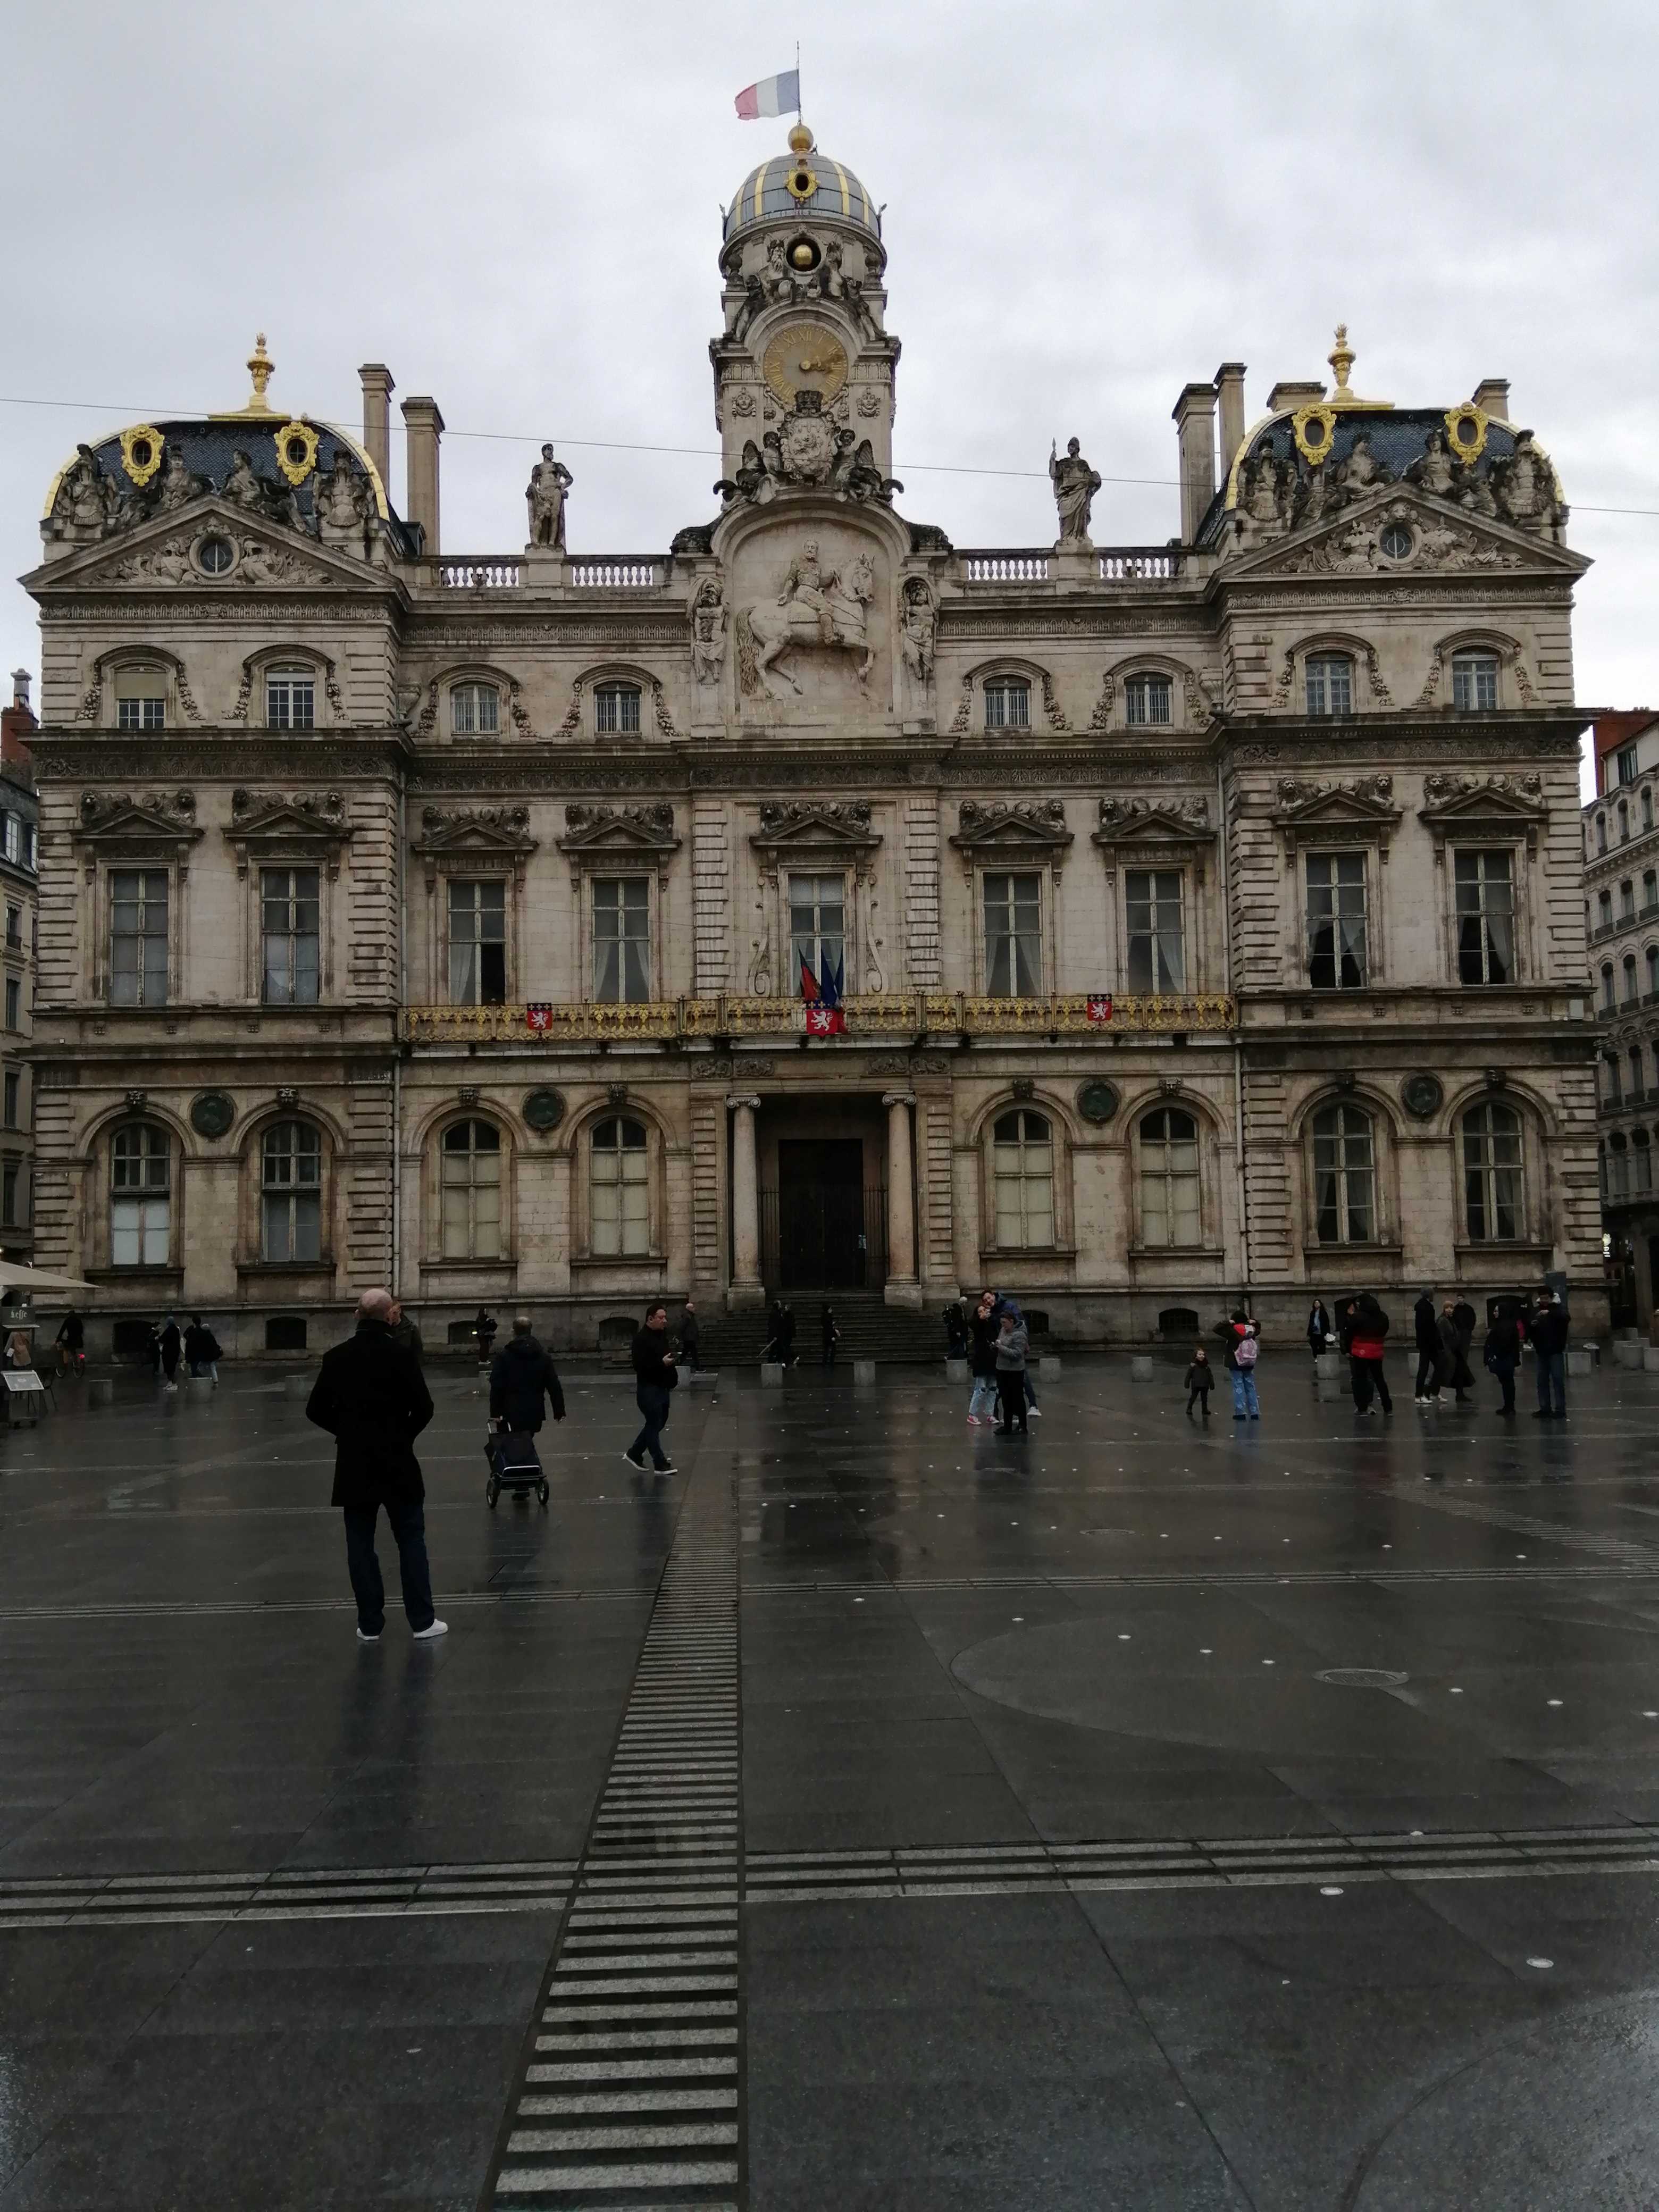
[306,1288,443,1642]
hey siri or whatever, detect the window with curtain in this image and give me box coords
[983,872,1041,996]
[441,1119,502,1259]
[1454,849,1514,984]
[1304,654,1353,718]
[992,1110,1054,1248]
[594,683,642,735]
[111,1122,170,1266]
[265,669,315,730]
[789,874,845,996]
[592,878,650,1002]
[261,867,320,1004]
[448,879,506,1004]
[1139,1108,1201,1247]
[261,1120,322,1262]
[450,681,500,736]
[1123,673,1172,726]
[1306,853,1367,989]
[1311,1103,1376,1243]
[1451,651,1499,711]
[983,677,1030,730]
[114,667,167,731]
[1125,870,1184,991]
[110,869,169,1007]
[591,1116,649,1255]
[1462,1101,1523,1241]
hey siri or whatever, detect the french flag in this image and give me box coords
[734,69,799,120]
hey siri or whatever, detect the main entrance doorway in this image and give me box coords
[766,1138,884,1289]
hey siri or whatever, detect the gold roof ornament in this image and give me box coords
[212,332,279,420]
[1324,322,1392,410]
[784,121,818,202]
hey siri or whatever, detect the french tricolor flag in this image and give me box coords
[734,69,799,121]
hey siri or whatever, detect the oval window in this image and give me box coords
[1379,522,1413,560]
[198,535,234,575]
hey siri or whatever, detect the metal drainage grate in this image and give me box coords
[1316,1667,1409,1688]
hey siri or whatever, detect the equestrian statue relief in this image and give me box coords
[737,540,877,698]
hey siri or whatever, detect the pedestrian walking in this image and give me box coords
[1216,1308,1260,1419]
[993,1305,1030,1435]
[473,1306,498,1370]
[820,1302,841,1369]
[1185,1345,1213,1419]
[305,1287,444,1644]
[157,1313,182,1392]
[1484,1304,1523,1415]
[387,1298,424,1365]
[625,1301,679,1472]
[1345,1293,1393,1414]
[966,1289,999,1426]
[678,1299,700,1373]
[1529,1292,1569,1420]
[490,1312,565,1434]
[1412,1290,1443,1403]
[54,1308,85,1377]
[944,1301,969,1361]
[1307,1299,1332,1362]
[775,1301,797,1369]
[183,1313,221,1382]
[1438,1301,1473,1404]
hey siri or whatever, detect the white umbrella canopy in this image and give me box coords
[0,1259,97,1296]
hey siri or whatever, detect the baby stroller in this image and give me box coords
[485,1428,549,1510]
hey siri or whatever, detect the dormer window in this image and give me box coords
[1123,673,1172,727]
[451,681,500,738]
[984,677,1030,731]
[266,669,315,731]
[594,682,641,735]
[1451,651,1499,711]
[115,668,167,732]
[1304,654,1353,718]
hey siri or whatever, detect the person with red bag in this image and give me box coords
[1343,1294,1393,1416]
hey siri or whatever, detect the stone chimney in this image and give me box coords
[359,364,395,490]
[2,671,36,767]
[401,396,444,555]
[1266,379,1326,414]
[1213,363,1247,485]
[1471,378,1511,420]
[1172,383,1217,543]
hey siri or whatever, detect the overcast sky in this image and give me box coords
[5,0,1654,786]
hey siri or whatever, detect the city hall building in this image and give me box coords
[21,124,1603,1358]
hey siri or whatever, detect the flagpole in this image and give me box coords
[795,40,802,120]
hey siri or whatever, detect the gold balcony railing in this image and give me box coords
[400,992,1236,1046]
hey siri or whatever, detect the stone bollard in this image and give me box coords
[1614,1339,1643,1369]
[1644,1345,1659,1373]
[853,1359,876,1388]
[1565,1347,1595,1379]
[760,1361,783,1388]
[285,1375,312,1400]
[1313,1350,1343,1381]
[945,1358,969,1382]
[1130,1354,1154,1382]
[87,1377,113,1406]
[1039,1354,1062,1378]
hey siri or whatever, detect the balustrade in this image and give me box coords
[960,550,1050,583]
[437,557,522,589]
[569,557,663,588]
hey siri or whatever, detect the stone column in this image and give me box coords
[727,1094,765,1309]
[883,1091,922,1309]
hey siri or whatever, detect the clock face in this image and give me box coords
[761,322,849,408]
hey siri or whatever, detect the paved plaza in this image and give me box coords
[4,1352,1659,2207]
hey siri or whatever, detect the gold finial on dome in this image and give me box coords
[1329,323,1355,395]
[245,333,275,415]
[787,121,814,156]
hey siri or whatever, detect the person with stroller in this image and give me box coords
[489,1313,565,1438]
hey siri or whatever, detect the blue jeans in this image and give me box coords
[1535,1350,1565,1415]
[968,1376,998,1420]
[343,1498,434,1634]
[630,1385,673,1469]
[1230,1368,1260,1417]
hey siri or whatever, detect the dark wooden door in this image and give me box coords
[777,1139,866,1289]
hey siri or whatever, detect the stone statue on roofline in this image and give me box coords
[1049,437,1101,546]
[526,444,573,550]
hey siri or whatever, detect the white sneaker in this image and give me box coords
[412,1619,448,1640]
[356,1628,380,1643]
[1027,1405,1042,1418]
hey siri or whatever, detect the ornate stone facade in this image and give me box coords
[18,136,1603,1356]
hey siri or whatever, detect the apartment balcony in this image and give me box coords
[400,990,1237,1048]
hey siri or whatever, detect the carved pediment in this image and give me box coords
[1230,488,1585,582]
[750,799,881,884]
[949,799,1074,879]
[556,803,681,858]
[225,788,354,874]
[73,789,202,848]
[33,499,371,593]
[1267,774,1403,853]
[412,804,538,885]
[1093,795,1213,843]
[1419,770,1548,854]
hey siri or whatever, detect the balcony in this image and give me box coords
[423,549,1184,595]
[400,990,1237,1048]
[959,547,1183,585]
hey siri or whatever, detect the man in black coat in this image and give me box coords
[1412,1291,1443,1404]
[306,1287,443,1643]
[625,1302,678,1473]
[490,1313,566,1434]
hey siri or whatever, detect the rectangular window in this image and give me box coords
[1454,849,1515,985]
[2,1165,17,1226]
[789,873,846,997]
[4,980,18,1032]
[591,877,651,1002]
[3,817,18,865]
[983,872,1042,996]
[1305,655,1352,718]
[1623,881,1637,920]
[261,867,321,1004]
[984,680,1030,731]
[594,686,642,735]
[4,907,18,949]
[114,669,167,730]
[448,879,506,1004]
[1452,655,1499,711]
[1618,747,1638,785]
[265,671,315,730]
[3,1073,17,1128]
[1306,853,1368,988]
[20,823,33,872]
[109,869,169,1007]
[450,682,500,736]
[1124,870,1185,992]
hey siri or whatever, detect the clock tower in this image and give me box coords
[711,123,899,487]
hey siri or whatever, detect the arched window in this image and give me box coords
[984,676,1031,731]
[1139,1108,1200,1247]
[1311,1103,1376,1244]
[450,681,500,737]
[441,1119,502,1260]
[1462,1101,1523,1242]
[1599,889,1614,932]
[1605,1053,1623,1107]
[1645,789,1654,833]
[1636,1130,1653,1194]
[591,1116,649,1255]
[1622,879,1636,920]
[1624,954,1639,1003]
[111,1122,171,1267]
[1123,673,1172,727]
[1601,963,1615,1011]
[992,1109,1054,1249]
[1619,800,1631,842]
[265,667,316,730]
[1644,869,1657,912]
[1631,1045,1645,1101]
[1647,947,1659,998]
[1451,650,1499,712]
[594,682,641,735]
[261,1120,322,1263]
[1304,653,1353,718]
[1609,1134,1629,1198]
[1597,815,1607,853]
